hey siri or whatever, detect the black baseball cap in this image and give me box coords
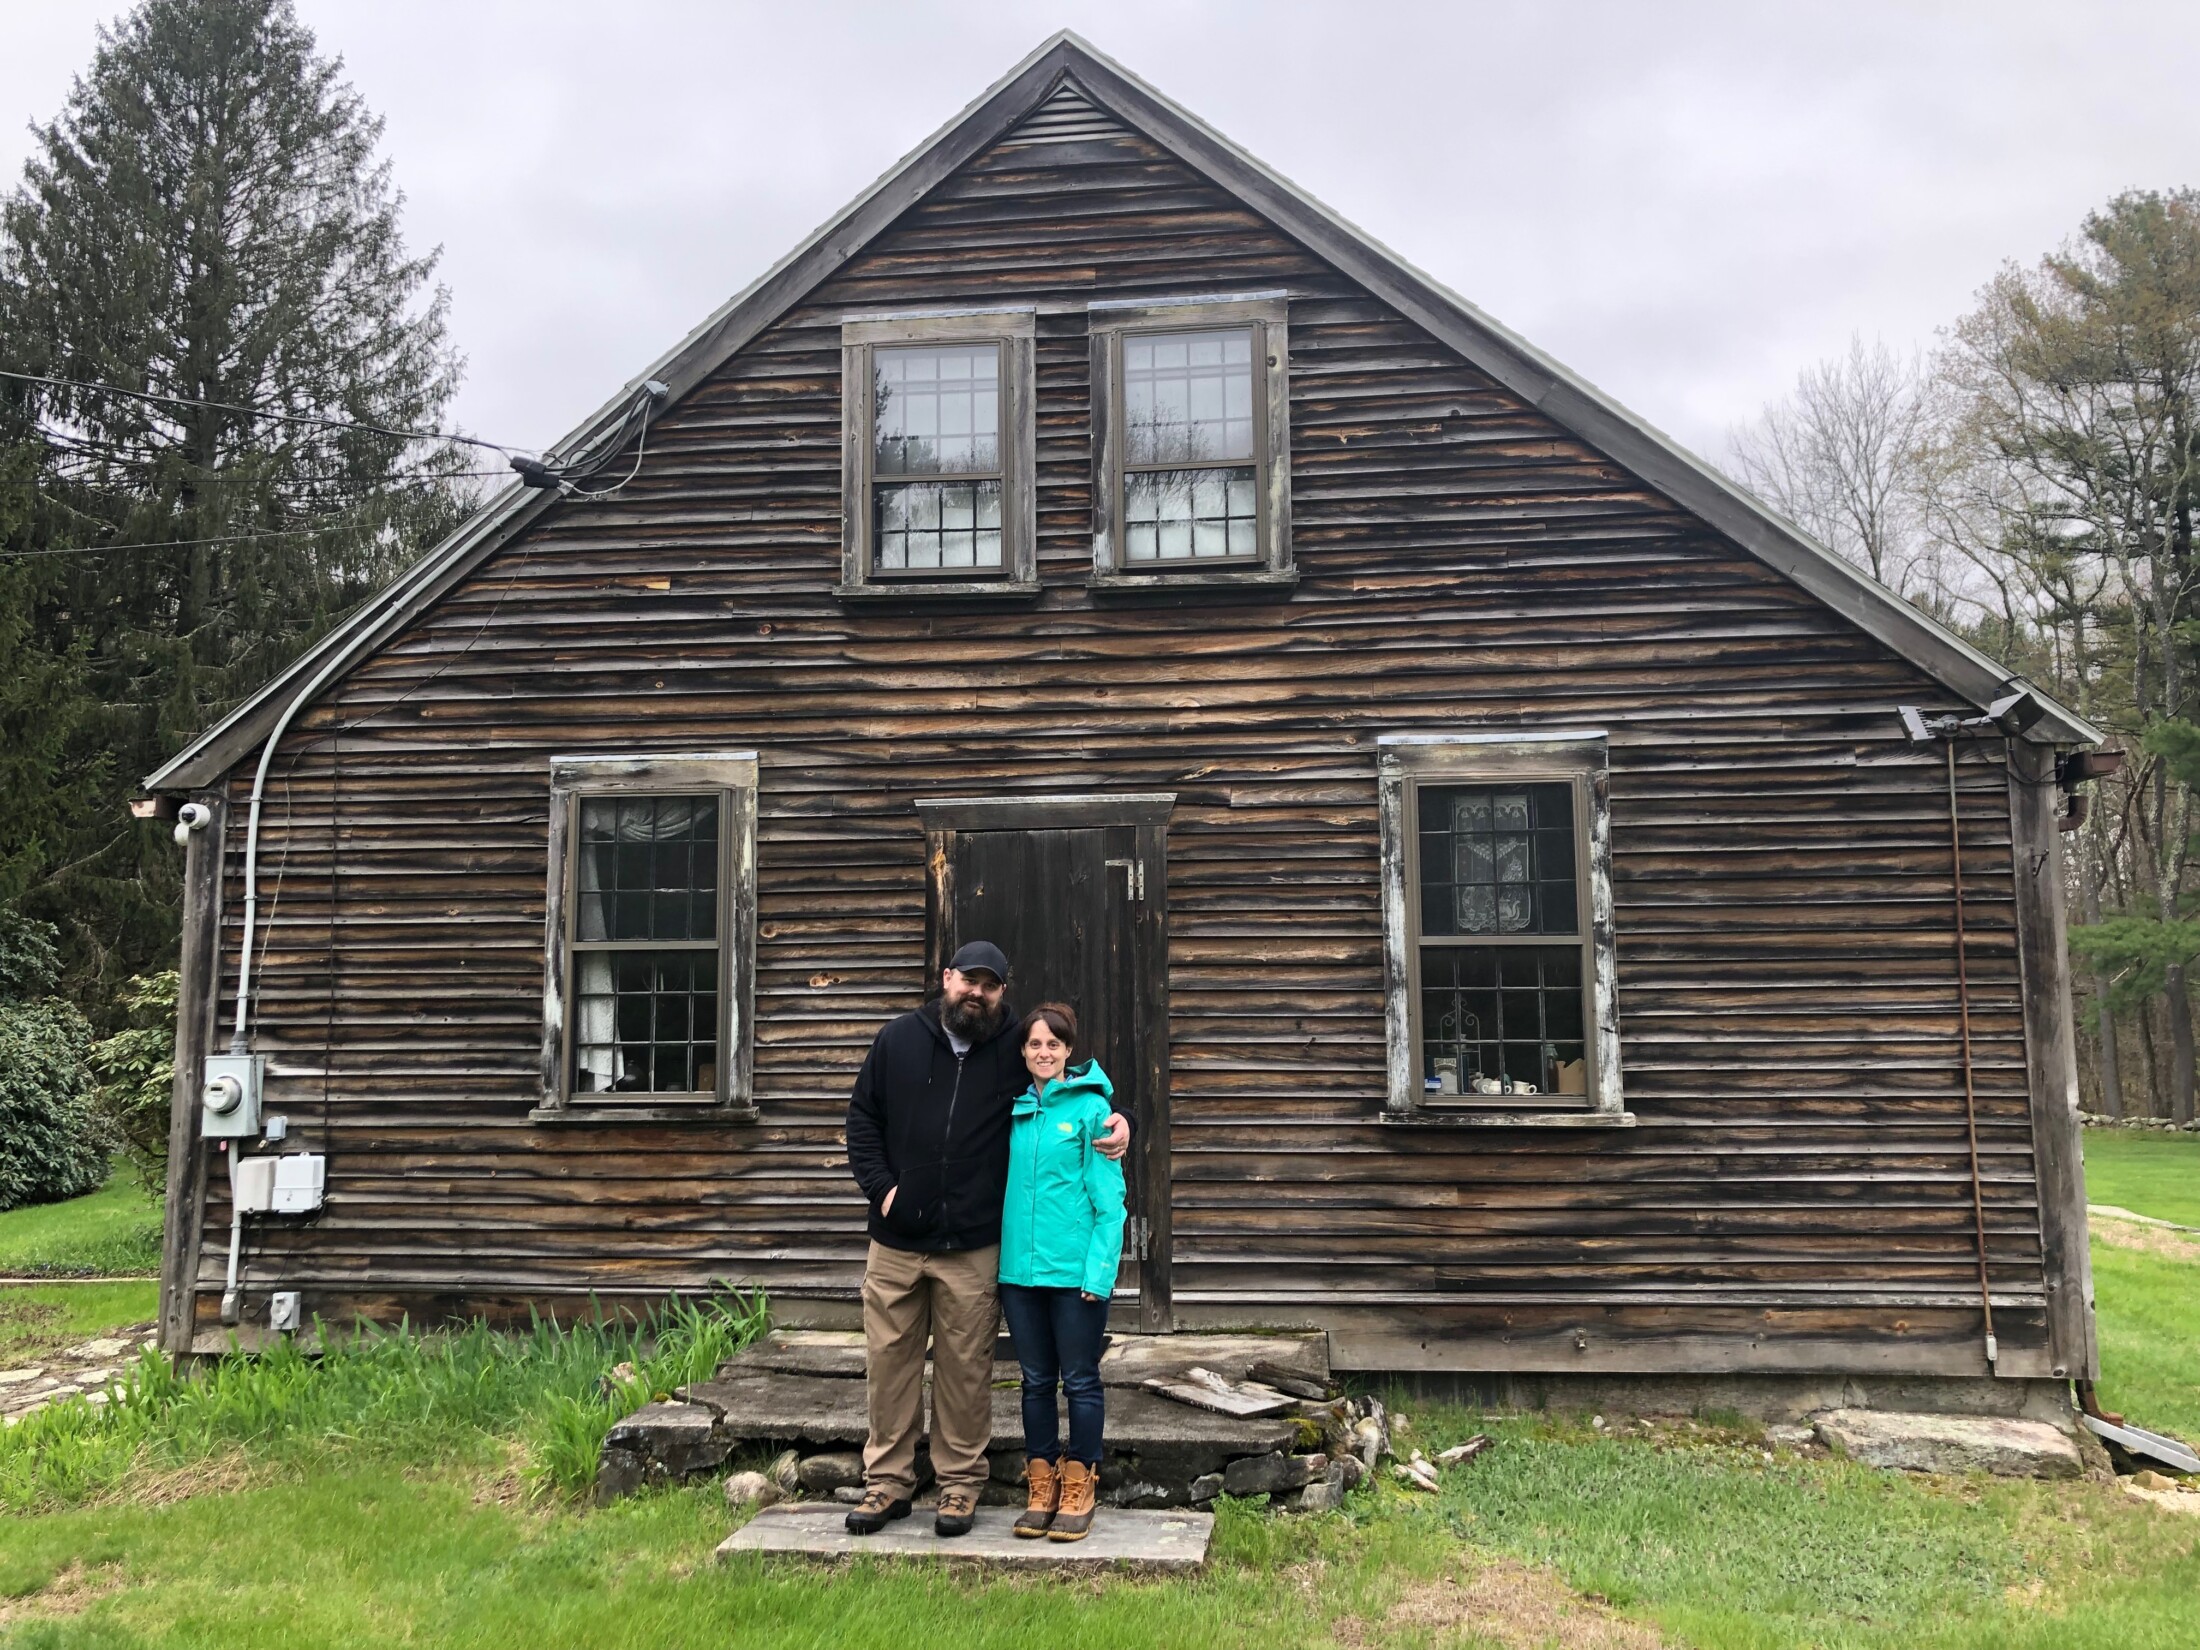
[948,940,1010,982]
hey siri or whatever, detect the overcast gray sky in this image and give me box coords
[6,1,2199,463]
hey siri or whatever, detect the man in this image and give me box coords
[842,941,1131,1537]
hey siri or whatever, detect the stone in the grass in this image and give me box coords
[1278,1460,1347,1512]
[1813,1411,2083,1479]
[723,1470,785,1508]
[797,1450,865,1492]
[1222,1451,1323,1496]
[1188,1472,1223,1504]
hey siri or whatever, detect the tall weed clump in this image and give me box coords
[0,1288,767,1511]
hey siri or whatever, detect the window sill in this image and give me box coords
[530,1102,761,1125]
[1381,1107,1635,1129]
[834,580,1040,603]
[1088,567,1298,598]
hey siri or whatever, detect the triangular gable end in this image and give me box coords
[145,32,2096,792]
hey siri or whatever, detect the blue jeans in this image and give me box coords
[997,1282,1108,1467]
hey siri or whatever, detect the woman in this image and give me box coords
[997,1002,1127,1541]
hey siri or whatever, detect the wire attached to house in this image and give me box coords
[507,380,669,498]
[0,367,534,459]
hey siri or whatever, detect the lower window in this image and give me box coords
[1378,734,1624,1120]
[537,754,758,1120]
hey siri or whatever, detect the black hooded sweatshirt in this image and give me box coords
[845,998,1029,1253]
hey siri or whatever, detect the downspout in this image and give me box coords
[1902,689,2053,1373]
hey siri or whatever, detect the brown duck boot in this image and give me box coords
[1048,1458,1097,1542]
[843,1484,911,1535]
[933,1483,979,1538]
[1014,1456,1060,1538]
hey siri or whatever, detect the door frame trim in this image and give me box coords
[915,792,1177,831]
[916,793,1176,1331]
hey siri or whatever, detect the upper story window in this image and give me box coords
[1377,732,1629,1126]
[534,752,759,1123]
[839,311,1036,599]
[1090,295,1293,592]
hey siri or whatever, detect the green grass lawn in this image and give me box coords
[0,1143,2193,1646]
[0,1168,162,1278]
[2083,1127,2200,1227]
[0,1282,160,1366]
[1,1412,2196,1650]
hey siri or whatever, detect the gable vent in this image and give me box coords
[995,80,1127,147]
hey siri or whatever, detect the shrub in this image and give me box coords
[0,996,111,1211]
[90,971,179,1195]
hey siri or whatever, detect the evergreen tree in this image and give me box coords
[0,0,470,1008]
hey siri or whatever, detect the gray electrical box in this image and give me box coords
[200,1052,264,1139]
[270,1291,303,1333]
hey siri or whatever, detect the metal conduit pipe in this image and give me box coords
[230,641,361,1054]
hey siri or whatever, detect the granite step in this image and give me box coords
[717,1502,1212,1569]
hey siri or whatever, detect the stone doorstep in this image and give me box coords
[1814,1410,2085,1480]
[716,1503,1213,1569]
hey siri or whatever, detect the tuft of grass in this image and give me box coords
[525,1289,768,1501]
[2083,1126,2200,1228]
[0,1166,162,1278]
[0,1288,766,1513]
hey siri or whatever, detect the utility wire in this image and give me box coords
[1,474,510,559]
[0,367,536,459]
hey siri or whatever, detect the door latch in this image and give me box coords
[1105,858,1145,901]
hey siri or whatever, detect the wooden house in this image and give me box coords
[146,35,2105,1405]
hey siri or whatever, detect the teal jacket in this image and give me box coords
[999,1060,1128,1299]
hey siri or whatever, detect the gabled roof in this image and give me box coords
[147,31,2096,791]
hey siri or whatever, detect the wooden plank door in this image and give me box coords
[920,799,1172,1330]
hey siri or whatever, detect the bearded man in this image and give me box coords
[842,941,1130,1537]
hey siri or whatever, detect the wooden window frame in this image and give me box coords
[1088,294,1295,594]
[1378,732,1629,1126]
[838,309,1038,601]
[533,751,759,1124]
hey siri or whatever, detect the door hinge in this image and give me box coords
[1123,1214,1152,1261]
[1105,858,1145,901]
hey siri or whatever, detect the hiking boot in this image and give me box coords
[1048,1459,1097,1541]
[1014,1456,1060,1538]
[843,1485,912,1535]
[933,1484,979,1538]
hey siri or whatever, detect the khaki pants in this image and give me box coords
[861,1240,1000,1498]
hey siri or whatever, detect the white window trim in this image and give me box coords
[1378,731,1630,1126]
[838,309,1038,600]
[533,751,760,1123]
[1088,294,1294,592]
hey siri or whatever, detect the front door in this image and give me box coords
[918,796,1173,1330]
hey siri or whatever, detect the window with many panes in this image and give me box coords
[1378,734,1626,1122]
[1090,295,1293,589]
[535,753,758,1121]
[839,311,1035,596]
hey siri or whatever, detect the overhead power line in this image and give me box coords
[0,367,536,459]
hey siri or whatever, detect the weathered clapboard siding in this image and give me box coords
[186,82,2051,1374]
